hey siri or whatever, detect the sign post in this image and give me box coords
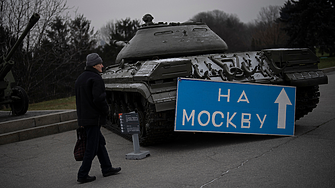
[174,78,296,136]
[119,112,150,160]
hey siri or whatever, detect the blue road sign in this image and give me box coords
[174,78,296,136]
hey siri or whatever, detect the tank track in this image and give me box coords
[295,86,320,120]
[104,95,132,142]
[139,103,176,146]
[104,120,132,141]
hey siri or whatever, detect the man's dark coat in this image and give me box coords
[75,66,109,127]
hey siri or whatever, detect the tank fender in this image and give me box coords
[105,83,154,104]
[105,83,177,112]
[267,58,283,74]
[241,62,258,77]
[284,71,328,87]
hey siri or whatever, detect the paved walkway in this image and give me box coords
[0,70,334,188]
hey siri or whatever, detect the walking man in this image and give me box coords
[75,53,121,183]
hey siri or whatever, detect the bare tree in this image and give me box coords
[251,5,288,50]
[257,6,280,25]
[1,0,70,49]
[98,20,117,45]
[191,10,250,52]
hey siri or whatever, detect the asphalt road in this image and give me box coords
[0,71,334,188]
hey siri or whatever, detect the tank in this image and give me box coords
[102,14,328,145]
[0,13,40,115]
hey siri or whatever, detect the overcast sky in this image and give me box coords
[65,0,287,30]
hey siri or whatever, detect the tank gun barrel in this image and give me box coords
[0,13,39,81]
[5,13,40,61]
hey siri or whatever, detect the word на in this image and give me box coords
[217,88,249,103]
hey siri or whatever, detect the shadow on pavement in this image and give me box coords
[147,131,279,151]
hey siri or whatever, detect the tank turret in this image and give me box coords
[113,14,228,64]
[103,14,328,145]
[0,13,40,115]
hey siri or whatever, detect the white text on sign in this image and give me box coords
[182,109,267,129]
[183,88,267,129]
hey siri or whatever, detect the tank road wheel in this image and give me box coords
[105,93,176,146]
[135,103,148,144]
[106,98,132,140]
[110,100,120,125]
[136,101,156,146]
[136,100,176,146]
[10,86,29,115]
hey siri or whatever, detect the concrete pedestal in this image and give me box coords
[126,134,150,160]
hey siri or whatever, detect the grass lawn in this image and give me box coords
[28,96,76,110]
[319,56,335,69]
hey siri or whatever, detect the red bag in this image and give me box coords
[74,127,86,161]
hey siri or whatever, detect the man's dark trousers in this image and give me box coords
[78,125,112,178]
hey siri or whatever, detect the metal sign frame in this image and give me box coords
[119,112,141,134]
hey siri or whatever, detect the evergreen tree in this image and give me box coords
[27,16,72,101]
[251,5,288,50]
[26,15,97,102]
[280,0,335,55]
[98,18,140,65]
[191,10,250,52]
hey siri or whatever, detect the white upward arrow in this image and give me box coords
[274,88,292,129]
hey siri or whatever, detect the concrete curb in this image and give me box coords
[322,66,335,73]
[0,110,77,145]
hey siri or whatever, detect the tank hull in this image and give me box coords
[102,49,327,145]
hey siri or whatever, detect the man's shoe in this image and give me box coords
[77,175,96,183]
[103,167,121,177]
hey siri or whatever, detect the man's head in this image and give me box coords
[86,53,104,72]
